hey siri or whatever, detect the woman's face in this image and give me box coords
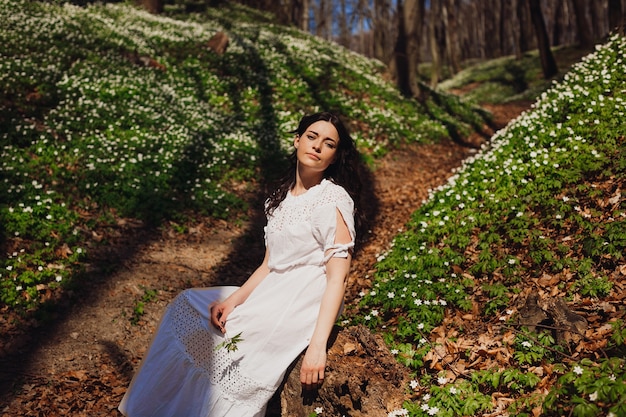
[294,120,339,174]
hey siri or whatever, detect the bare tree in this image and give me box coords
[445,0,461,74]
[528,0,558,78]
[353,0,370,56]
[429,0,444,86]
[392,0,425,97]
[299,0,310,31]
[589,1,605,41]
[373,0,394,63]
[608,0,625,35]
[571,0,594,48]
[226,0,616,77]
[552,0,566,46]
[471,1,485,58]
[515,0,534,58]
[483,0,500,58]
[498,0,508,55]
[337,0,351,48]
[309,0,332,39]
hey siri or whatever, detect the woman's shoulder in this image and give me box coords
[319,179,353,204]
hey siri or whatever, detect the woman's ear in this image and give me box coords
[294,134,300,149]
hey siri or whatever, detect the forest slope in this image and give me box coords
[0,0,484,320]
[2,1,624,416]
[349,35,626,417]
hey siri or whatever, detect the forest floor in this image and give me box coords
[0,101,532,416]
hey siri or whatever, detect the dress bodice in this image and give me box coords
[264,179,355,271]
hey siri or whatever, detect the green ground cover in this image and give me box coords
[352,35,626,416]
[0,0,481,314]
[437,45,594,104]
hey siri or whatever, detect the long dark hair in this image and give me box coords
[265,112,364,247]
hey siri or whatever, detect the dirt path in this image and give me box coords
[0,103,528,416]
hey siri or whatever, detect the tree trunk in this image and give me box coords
[552,0,565,46]
[516,0,534,58]
[267,325,409,417]
[357,0,368,57]
[429,0,443,87]
[499,0,510,55]
[314,0,329,39]
[142,0,163,14]
[301,0,309,32]
[373,0,393,63]
[338,0,351,49]
[474,2,485,58]
[445,0,461,74]
[608,0,625,35]
[528,0,558,78]
[288,0,307,30]
[393,0,410,95]
[571,0,594,48]
[393,0,424,98]
[589,0,605,42]
[483,0,500,58]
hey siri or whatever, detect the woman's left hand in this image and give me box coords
[300,345,326,390]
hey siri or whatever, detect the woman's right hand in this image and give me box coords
[209,248,270,333]
[210,300,235,333]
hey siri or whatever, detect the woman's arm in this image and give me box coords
[300,208,352,389]
[210,248,270,333]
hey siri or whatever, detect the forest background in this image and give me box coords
[138,0,626,93]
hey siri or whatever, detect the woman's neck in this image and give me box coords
[292,166,324,196]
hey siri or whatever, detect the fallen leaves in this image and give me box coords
[1,368,126,417]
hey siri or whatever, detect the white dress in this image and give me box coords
[118,179,355,417]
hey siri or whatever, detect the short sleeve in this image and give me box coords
[311,185,355,263]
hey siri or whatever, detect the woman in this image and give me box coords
[118,111,362,416]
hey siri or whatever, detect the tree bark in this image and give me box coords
[483,0,499,58]
[356,0,368,57]
[301,0,309,32]
[517,293,588,345]
[528,0,558,78]
[552,0,565,46]
[498,0,510,55]
[337,0,351,49]
[393,0,425,98]
[269,325,409,417]
[391,0,408,94]
[571,0,594,48]
[313,0,330,39]
[516,0,534,58]
[589,0,606,42]
[429,0,443,87]
[474,1,485,58]
[373,0,393,63]
[445,0,461,74]
[608,0,625,35]
[142,0,163,14]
